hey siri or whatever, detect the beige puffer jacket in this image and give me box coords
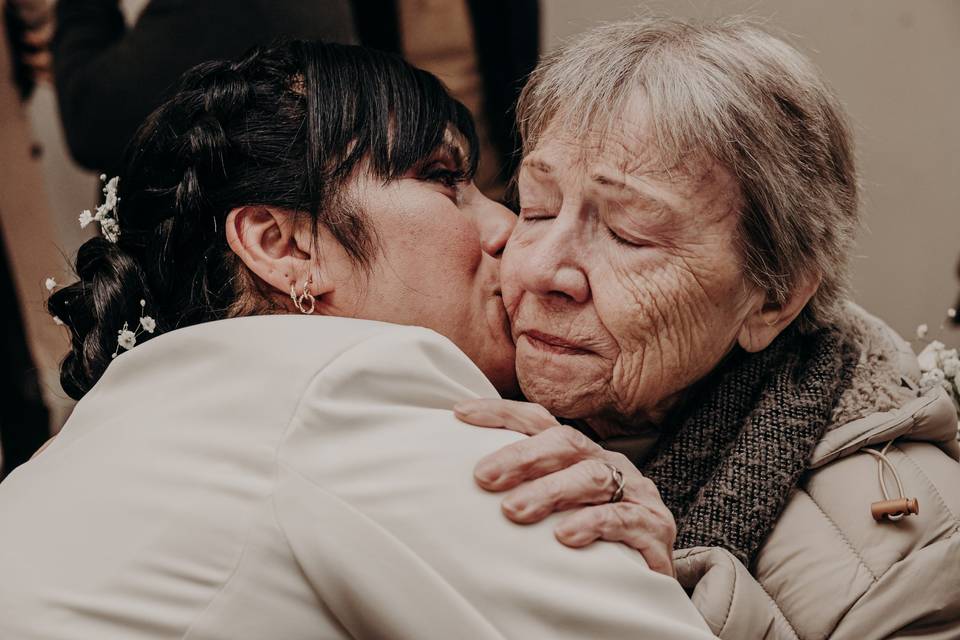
[675,306,960,640]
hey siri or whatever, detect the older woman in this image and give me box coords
[456,18,960,639]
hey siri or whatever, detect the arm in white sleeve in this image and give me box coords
[274,325,716,640]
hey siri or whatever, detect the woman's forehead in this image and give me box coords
[522,115,740,217]
[523,133,712,191]
[526,92,721,187]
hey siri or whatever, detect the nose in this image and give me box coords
[475,195,517,258]
[516,212,590,304]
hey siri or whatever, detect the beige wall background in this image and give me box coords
[544,0,960,342]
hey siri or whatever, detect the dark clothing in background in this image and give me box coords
[351,0,539,185]
[53,0,538,189]
[0,236,49,480]
[4,2,36,100]
[52,0,356,175]
[1,0,52,479]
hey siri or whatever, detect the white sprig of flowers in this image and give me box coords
[49,177,155,358]
[915,309,960,439]
[79,174,121,243]
[111,299,156,359]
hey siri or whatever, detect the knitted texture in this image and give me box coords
[641,326,859,566]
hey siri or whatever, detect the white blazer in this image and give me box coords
[0,316,714,639]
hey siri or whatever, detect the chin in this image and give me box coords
[515,368,598,419]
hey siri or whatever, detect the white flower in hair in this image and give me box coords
[82,175,122,243]
[112,300,158,358]
[140,315,156,333]
[117,324,137,351]
[45,277,57,291]
[100,217,120,243]
[103,176,119,210]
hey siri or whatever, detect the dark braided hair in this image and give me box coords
[48,40,479,400]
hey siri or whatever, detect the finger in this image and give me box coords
[474,425,600,491]
[555,504,676,578]
[454,398,558,435]
[500,459,620,524]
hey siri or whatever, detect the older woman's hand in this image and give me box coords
[454,398,677,577]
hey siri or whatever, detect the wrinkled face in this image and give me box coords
[321,150,519,396]
[502,99,760,432]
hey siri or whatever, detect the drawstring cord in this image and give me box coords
[864,439,919,522]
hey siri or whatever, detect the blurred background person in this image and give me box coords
[52,0,356,178]
[351,0,540,200]
[0,0,67,478]
[52,0,540,201]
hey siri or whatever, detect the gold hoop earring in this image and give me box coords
[290,278,316,315]
[299,279,316,315]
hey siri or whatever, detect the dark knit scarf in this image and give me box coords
[639,325,860,566]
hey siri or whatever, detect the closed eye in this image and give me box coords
[421,166,467,189]
[519,207,556,221]
[606,226,646,248]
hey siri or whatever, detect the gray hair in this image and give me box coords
[517,17,859,333]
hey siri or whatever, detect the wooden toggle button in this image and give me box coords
[871,497,919,522]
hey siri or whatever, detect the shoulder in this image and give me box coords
[685,305,960,638]
[815,301,959,464]
[274,316,503,485]
[132,315,468,383]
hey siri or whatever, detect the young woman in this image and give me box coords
[0,41,712,639]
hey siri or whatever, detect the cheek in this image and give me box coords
[598,255,746,405]
[602,251,744,345]
[391,210,480,280]
[500,240,527,311]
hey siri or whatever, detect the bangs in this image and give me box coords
[299,42,479,187]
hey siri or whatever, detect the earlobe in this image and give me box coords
[737,272,822,352]
[225,206,334,301]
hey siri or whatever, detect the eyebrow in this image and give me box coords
[588,172,681,221]
[520,157,554,175]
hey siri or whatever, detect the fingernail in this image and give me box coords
[556,527,586,546]
[475,461,501,485]
[502,498,527,517]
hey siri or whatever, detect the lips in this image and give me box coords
[520,329,592,355]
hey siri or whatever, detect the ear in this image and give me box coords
[225,206,333,301]
[737,271,822,353]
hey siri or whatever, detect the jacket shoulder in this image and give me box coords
[273,323,717,639]
[751,437,960,639]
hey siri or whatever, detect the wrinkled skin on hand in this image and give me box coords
[455,398,678,577]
